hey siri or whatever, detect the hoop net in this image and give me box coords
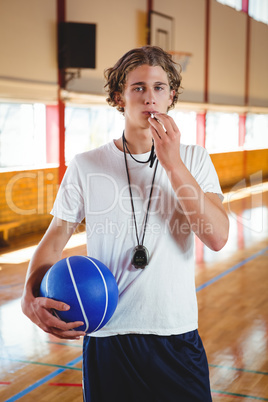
[169,51,192,72]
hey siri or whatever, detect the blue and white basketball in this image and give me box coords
[39,255,119,334]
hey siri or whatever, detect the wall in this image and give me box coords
[65,0,147,95]
[0,0,267,242]
[0,0,148,101]
[153,0,207,103]
[210,148,268,188]
[0,167,59,240]
[209,1,247,105]
[248,18,268,107]
[0,0,267,107]
[1,149,268,242]
[0,0,58,102]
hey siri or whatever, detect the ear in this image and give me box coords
[168,89,175,107]
[114,92,125,107]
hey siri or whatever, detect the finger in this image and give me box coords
[149,124,161,141]
[41,318,86,338]
[35,304,85,332]
[148,115,167,134]
[49,330,85,340]
[43,308,85,331]
[51,327,86,340]
[153,113,179,137]
[51,319,86,338]
[39,297,70,312]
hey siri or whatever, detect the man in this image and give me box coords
[22,46,229,401]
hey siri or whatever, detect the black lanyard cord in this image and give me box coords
[122,133,159,246]
[123,131,157,168]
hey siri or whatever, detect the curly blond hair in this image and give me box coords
[104,46,182,113]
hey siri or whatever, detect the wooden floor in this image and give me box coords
[0,182,268,402]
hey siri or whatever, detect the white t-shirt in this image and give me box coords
[51,141,223,337]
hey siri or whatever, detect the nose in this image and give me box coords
[144,89,156,105]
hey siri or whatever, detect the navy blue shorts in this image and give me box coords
[82,330,212,402]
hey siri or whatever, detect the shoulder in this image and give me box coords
[69,142,113,170]
[75,142,112,162]
[180,144,209,165]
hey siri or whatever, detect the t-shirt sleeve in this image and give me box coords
[192,146,224,202]
[51,156,85,223]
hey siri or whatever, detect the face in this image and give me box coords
[117,64,174,129]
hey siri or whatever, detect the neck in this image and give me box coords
[115,128,152,154]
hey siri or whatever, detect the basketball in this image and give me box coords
[39,255,119,334]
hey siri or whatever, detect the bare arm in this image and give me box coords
[21,217,86,339]
[149,113,229,251]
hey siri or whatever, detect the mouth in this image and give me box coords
[143,110,158,117]
[145,111,167,132]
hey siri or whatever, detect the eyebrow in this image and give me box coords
[130,81,168,87]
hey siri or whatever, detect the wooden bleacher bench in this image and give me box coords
[0,221,20,243]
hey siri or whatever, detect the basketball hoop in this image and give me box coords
[169,51,192,72]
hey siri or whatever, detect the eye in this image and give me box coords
[155,86,164,91]
[134,86,144,92]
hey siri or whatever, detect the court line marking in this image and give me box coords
[49,382,82,387]
[1,357,82,371]
[45,340,82,348]
[3,356,82,402]
[196,246,268,292]
[45,342,268,377]
[4,247,268,401]
[209,364,268,376]
[2,357,267,377]
[211,389,268,401]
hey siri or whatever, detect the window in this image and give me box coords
[169,110,197,145]
[216,0,242,11]
[205,112,239,153]
[216,0,268,24]
[1,102,266,170]
[0,103,46,169]
[65,107,197,163]
[65,106,125,163]
[245,114,268,149]
[249,0,268,24]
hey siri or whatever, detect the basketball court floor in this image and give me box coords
[0,181,267,401]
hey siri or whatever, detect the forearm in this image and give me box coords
[149,113,229,251]
[21,217,78,315]
[23,246,62,299]
[21,218,85,339]
[167,162,229,251]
